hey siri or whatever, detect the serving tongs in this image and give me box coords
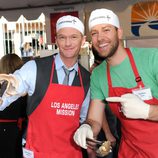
[86,138,104,145]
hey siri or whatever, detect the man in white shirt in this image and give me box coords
[0,15,90,158]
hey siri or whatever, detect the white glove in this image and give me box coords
[0,74,19,96]
[106,93,150,119]
[73,124,93,149]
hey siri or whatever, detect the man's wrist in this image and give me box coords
[83,120,93,127]
[83,119,101,137]
[147,104,158,121]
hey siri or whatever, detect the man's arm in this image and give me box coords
[86,99,106,137]
[0,60,36,110]
[102,113,116,146]
[148,105,158,121]
[73,99,105,149]
[80,89,90,124]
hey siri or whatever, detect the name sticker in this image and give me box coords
[132,87,152,100]
[23,148,34,158]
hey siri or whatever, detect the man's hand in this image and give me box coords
[0,74,19,96]
[0,98,3,105]
[105,131,116,147]
[73,124,93,149]
[106,93,150,119]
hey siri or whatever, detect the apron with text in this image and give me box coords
[25,61,84,158]
[107,48,158,158]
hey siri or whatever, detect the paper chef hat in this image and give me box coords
[56,15,84,35]
[89,8,120,30]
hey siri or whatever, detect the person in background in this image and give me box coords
[74,8,158,158]
[89,46,120,158]
[0,15,90,158]
[90,45,105,73]
[0,53,27,158]
[21,42,34,57]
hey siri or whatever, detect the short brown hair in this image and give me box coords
[0,54,23,74]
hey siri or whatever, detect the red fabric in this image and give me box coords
[17,117,25,131]
[25,61,84,158]
[107,49,158,158]
[0,118,24,130]
[0,119,17,122]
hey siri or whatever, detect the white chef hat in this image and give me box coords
[56,15,84,35]
[89,8,120,30]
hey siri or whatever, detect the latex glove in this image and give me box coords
[0,74,19,96]
[73,124,93,149]
[106,93,150,119]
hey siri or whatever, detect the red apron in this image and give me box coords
[107,48,158,158]
[25,61,84,158]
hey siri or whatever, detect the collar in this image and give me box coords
[54,53,79,74]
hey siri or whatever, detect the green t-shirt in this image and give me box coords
[91,47,158,100]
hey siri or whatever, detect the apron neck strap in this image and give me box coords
[107,48,144,87]
[126,48,144,87]
[50,58,83,87]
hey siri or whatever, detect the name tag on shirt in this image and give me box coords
[132,87,152,100]
[23,148,34,158]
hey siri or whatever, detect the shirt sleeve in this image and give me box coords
[90,69,105,100]
[79,88,90,124]
[14,60,36,96]
[0,60,36,111]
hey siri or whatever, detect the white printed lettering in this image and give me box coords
[56,109,75,116]
[51,102,60,108]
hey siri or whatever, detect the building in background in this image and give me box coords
[0,13,46,58]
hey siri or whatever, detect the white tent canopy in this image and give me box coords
[0,0,84,10]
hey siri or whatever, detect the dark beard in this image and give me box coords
[105,39,119,60]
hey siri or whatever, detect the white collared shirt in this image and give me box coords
[0,53,90,123]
